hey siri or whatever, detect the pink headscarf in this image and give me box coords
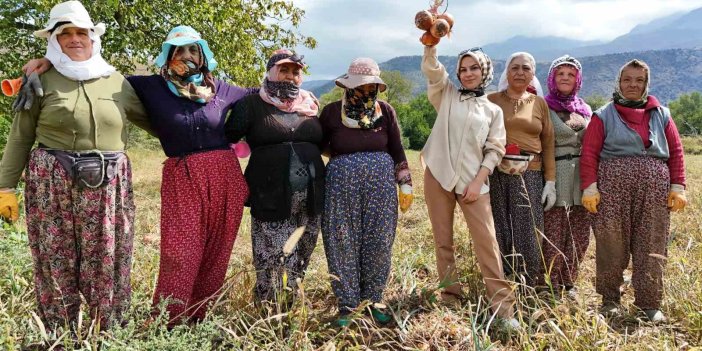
[259,49,319,116]
[544,55,592,118]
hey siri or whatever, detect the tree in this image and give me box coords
[0,0,316,155]
[669,91,702,135]
[380,70,413,106]
[395,93,436,150]
[318,86,344,111]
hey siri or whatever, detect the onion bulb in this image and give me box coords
[430,18,450,38]
[437,12,454,29]
[420,31,440,46]
[415,10,434,31]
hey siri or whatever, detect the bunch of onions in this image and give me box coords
[416,9,454,46]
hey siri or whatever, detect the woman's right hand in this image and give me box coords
[581,182,600,213]
[0,189,19,223]
[23,58,52,75]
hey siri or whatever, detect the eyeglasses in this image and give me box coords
[459,47,484,56]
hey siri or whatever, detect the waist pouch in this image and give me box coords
[44,149,124,188]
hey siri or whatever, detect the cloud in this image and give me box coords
[291,0,702,80]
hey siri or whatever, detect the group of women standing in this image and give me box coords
[1,0,413,331]
[0,0,689,335]
[420,41,687,325]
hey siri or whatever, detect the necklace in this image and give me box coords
[501,90,535,114]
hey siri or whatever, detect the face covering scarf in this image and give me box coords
[341,85,383,129]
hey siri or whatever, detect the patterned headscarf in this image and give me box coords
[544,55,592,118]
[613,59,650,109]
[160,43,216,104]
[456,47,493,100]
[342,84,383,129]
[259,49,319,116]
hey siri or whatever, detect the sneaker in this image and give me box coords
[643,309,666,323]
[599,301,620,317]
[335,313,351,328]
[501,318,522,332]
[369,304,393,325]
[439,292,462,307]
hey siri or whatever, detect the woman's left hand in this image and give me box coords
[462,179,483,203]
[399,184,414,213]
[542,181,557,211]
[668,184,687,212]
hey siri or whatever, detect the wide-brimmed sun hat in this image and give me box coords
[154,25,217,71]
[33,1,106,39]
[335,57,387,92]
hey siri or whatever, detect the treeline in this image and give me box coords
[318,72,702,150]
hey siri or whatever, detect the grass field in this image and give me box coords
[1,148,701,350]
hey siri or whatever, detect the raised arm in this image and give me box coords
[421,45,451,111]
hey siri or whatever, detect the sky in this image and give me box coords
[289,0,702,81]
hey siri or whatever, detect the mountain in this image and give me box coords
[303,48,698,104]
[562,7,702,58]
[306,7,702,102]
[378,48,702,104]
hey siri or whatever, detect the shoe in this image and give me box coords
[439,292,462,307]
[643,309,666,323]
[335,312,351,328]
[369,305,393,325]
[501,317,522,332]
[599,301,620,317]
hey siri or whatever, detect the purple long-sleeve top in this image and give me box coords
[127,75,258,157]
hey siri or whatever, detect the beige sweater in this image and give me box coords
[487,92,556,181]
[421,46,506,195]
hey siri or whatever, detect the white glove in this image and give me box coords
[541,181,557,211]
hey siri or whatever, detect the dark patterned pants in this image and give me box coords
[322,152,398,312]
[543,206,591,289]
[489,170,545,286]
[594,156,670,309]
[25,149,135,330]
[251,190,320,303]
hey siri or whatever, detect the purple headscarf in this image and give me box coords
[544,55,592,118]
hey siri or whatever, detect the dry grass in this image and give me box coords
[1,148,701,350]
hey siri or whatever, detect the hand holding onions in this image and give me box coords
[415,1,454,46]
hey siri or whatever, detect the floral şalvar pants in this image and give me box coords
[25,149,135,330]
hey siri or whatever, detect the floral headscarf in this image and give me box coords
[544,55,592,118]
[160,43,216,104]
[259,49,319,116]
[455,47,493,100]
[613,59,650,109]
[342,84,383,129]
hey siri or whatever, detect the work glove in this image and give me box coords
[581,182,600,214]
[668,184,687,212]
[0,189,19,223]
[399,184,413,213]
[12,72,43,112]
[541,180,557,211]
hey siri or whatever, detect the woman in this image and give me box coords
[487,52,556,287]
[319,58,413,326]
[580,59,686,322]
[225,49,323,306]
[541,55,592,297]
[0,1,151,330]
[20,25,255,326]
[421,44,518,327]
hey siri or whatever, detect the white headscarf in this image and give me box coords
[44,23,116,81]
[497,52,543,96]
